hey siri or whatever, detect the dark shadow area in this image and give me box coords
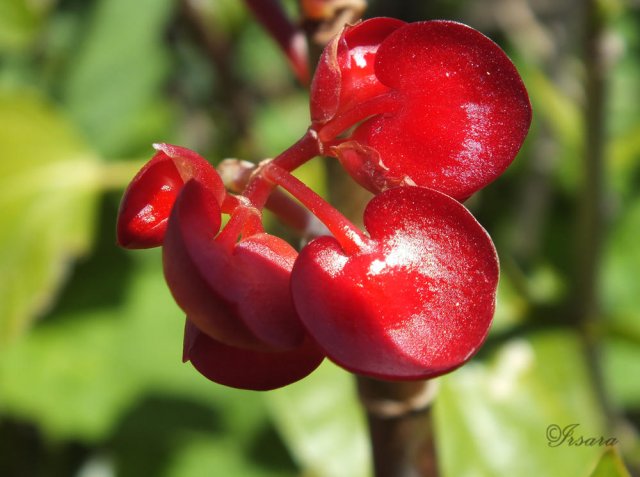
[108,394,223,477]
[246,421,297,474]
[42,193,137,325]
[0,417,89,477]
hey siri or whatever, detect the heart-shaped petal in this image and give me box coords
[117,144,226,248]
[183,320,324,391]
[291,186,499,380]
[314,20,531,200]
[163,180,306,351]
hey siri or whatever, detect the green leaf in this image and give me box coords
[266,361,371,477]
[603,337,640,408]
[252,93,311,160]
[588,448,631,477]
[62,0,175,157]
[603,196,640,335]
[435,331,608,477]
[0,250,265,441]
[0,249,300,476]
[0,0,49,52]
[0,90,101,344]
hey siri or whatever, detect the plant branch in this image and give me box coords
[576,0,615,428]
[356,377,439,477]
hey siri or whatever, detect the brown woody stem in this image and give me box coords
[356,377,440,477]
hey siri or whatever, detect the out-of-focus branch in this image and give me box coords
[356,377,439,477]
[301,0,367,47]
[243,0,310,84]
[180,0,253,141]
[576,0,618,428]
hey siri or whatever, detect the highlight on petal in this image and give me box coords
[116,144,225,249]
[349,21,532,199]
[310,17,405,124]
[313,19,531,200]
[291,186,499,380]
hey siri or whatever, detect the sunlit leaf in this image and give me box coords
[0,90,101,344]
[266,361,371,477]
[435,331,608,477]
[588,448,631,477]
[62,0,175,157]
[1,250,230,438]
[0,0,50,52]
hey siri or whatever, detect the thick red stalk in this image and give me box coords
[216,130,321,244]
[316,92,401,143]
[262,163,370,255]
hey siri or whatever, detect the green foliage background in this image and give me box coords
[0,0,639,476]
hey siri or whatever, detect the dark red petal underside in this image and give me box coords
[291,186,499,380]
[232,233,306,349]
[184,320,324,391]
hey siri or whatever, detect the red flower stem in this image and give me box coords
[218,159,329,237]
[262,163,371,255]
[316,92,401,143]
[216,130,321,247]
[243,0,310,84]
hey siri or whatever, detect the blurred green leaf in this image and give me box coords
[0,90,100,344]
[435,331,607,477]
[0,249,300,475]
[252,92,310,159]
[602,196,640,336]
[62,0,175,157]
[519,64,584,192]
[266,361,371,477]
[164,435,295,477]
[608,125,640,196]
[588,448,631,477]
[0,0,49,52]
[603,337,640,408]
[236,22,294,95]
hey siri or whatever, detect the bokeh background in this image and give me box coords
[1,0,640,475]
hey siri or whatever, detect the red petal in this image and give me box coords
[310,17,405,125]
[347,21,531,199]
[163,180,264,350]
[291,186,498,380]
[184,320,324,391]
[116,144,225,249]
[232,233,306,348]
[164,180,306,351]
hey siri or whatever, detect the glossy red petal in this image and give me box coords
[347,21,531,199]
[116,144,225,249]
[184,320,324,391]
[232,233,306,348]
[164,180,305,351]
[163,180,264,350]
[291,186,498,380]
[310,17,405,125]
